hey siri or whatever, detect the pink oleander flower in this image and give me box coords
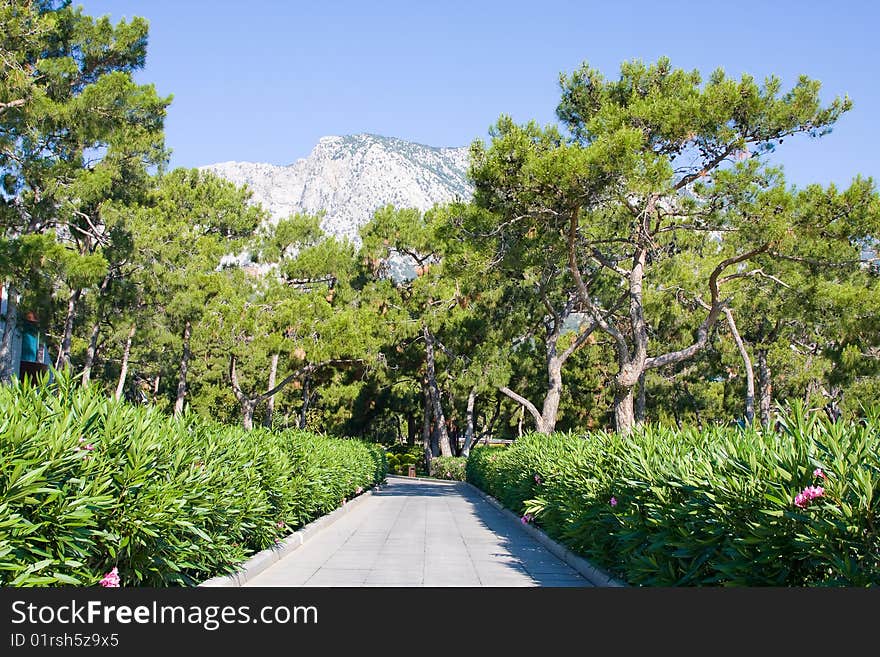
[521,513,534,524]
[813,468,826,480]
[99,567,120,588]
[610,496,618,507]
[276,521,285,528]
[534,474,542,484]
[794,485,825,508]
[355,486,363,495]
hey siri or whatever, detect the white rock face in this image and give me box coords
[202,134,473,244]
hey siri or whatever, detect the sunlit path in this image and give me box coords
[245,476,590,587]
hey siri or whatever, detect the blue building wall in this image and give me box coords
[0,284,54,380]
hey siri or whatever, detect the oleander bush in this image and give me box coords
[429,456,467,481]
[467,403,879,586]
[0,375,387,587]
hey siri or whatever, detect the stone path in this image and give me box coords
[245,476,591,587]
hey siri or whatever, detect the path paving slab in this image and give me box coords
[245,476,591,587]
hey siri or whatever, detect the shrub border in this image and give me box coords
[198,483,385,587]
[463,482,628,587]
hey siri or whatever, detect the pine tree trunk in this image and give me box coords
[82,274,112,387]
[499,386,548,434]
[264,352,279,428]
[173,320,192,417]
[635,371,647,423]
[422,382,433,468]
[299,374,311,430]
[461,386,477,457]
[0,286,19,383]
[406,414,416,445]
[673,405,683,431]
[55,288,82,371]
[431,426,441,456]
[614,386,636,435]
[229,354,258,431]
[114,323,136,400]
[757,349,773,428]
[423,327,452,456]
[241,399,256,431]
[723,308,755,425]
[539,358,562,434]
[482,396,502,446]
[81,320,101,386]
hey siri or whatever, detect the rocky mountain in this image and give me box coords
[202,133,473,244]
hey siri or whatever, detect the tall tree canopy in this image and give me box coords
[469,57,878,433]
[0,0,170,380]
[2,34,878,450]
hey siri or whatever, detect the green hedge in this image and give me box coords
[385,444,427,476]
[467,404,879,586]
[0,376,386,587]
[429,456,467,481]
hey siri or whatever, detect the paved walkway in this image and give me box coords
[246,476,590,587]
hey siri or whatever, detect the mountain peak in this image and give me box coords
[203,134,472,243]
[317,133,457,147]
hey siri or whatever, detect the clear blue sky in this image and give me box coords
[80,0,878,188]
